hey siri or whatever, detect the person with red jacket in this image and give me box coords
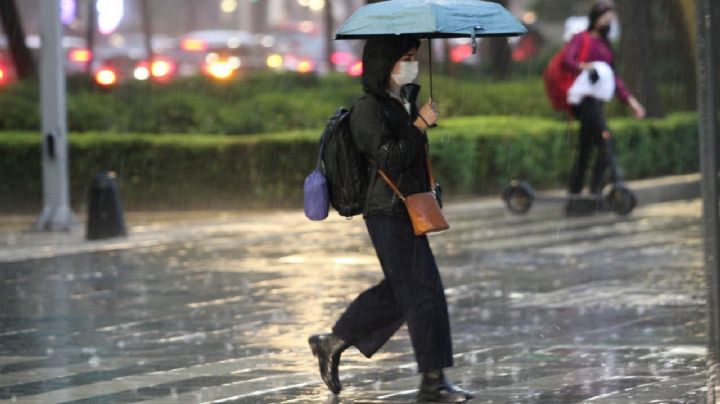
[564,1,645,199]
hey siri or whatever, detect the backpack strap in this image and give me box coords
[317,106,353,171]
[579,32,591,64]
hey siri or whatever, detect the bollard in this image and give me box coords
[86,171,127,240]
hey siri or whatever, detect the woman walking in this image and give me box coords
[564,1,645,201]
[308,37,473,403]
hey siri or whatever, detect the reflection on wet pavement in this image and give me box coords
[0,200,706,402]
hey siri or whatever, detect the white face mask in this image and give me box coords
[391,61,419,86]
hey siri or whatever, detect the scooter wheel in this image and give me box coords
[502,181,534,214]
[606,186,637,216]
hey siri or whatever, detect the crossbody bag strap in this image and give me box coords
[374,100,437,200]
[377,169,406,201]
[376,144,436,200]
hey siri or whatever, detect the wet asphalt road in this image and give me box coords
[0,200,707,403]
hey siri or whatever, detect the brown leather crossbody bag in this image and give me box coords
[377,146,449,236]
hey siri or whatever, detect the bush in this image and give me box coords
[0,113,697,212]
[0,72,693,135]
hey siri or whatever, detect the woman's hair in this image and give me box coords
[361,36,421,98]
[588,1,614,31]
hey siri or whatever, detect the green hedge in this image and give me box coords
[0,113,698,212]
[0,73,693,135]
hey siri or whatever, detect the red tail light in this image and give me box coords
[296,59,315,74]
[331,52,353,66]
[347,61,363,77]
[181,38,208,52]
[150,59,175,79]
[95,68,118,87]
[134,58,176,82]
[69,48,92,63]
[450,44,473,63]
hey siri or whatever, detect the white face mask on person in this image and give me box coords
[391,61,419,86]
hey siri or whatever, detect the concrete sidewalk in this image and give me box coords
[0,186,705,402]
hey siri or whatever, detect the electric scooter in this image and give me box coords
[502,132,637,216]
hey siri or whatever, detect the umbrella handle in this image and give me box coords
[471,26,483,54]
[427,38,433,100]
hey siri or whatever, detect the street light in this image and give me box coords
[308,0,325,11]
[220,0,238,13]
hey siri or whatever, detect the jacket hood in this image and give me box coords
[361,36,421,99]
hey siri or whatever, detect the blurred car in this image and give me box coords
[25,34,93,75]
[176,30,266,80]
[262,28,361,76]
[0,34,92,85]
[0,36,15,86]
[91,33,178,87]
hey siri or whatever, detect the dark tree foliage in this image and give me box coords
[616,0,664,117]
[0,0,36,79]
[485,0,513,80]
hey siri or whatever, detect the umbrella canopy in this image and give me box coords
[335,0,527,41]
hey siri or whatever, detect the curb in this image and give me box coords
[446,173,701,216]
[0,173,702,263]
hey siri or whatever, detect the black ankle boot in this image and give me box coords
[308,333,349,395]
[417,370,474,403]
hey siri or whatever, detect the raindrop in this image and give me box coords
[88,354,102,367]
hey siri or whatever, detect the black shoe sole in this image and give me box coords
[417,392,473,403]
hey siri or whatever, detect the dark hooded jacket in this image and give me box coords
[351,36,432,218]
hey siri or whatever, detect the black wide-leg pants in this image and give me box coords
[568,97,615,194]
[332,214,454,373]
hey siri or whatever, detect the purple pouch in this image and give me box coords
[304,168,329,220]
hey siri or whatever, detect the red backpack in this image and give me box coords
[543,32,591,111]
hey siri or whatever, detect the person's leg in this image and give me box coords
[360,215,453,371]
[585,99,611,194]
[331,215,411,357]
[311,216,405,395]
[568,102,595,194]
[398,235,453,372]
[367,217,471,402]
[332,280,403,357]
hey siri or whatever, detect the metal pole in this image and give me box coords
[697,0,719,400]
[35,0,77,231]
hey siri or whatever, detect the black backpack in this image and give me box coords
[319,106,369,218]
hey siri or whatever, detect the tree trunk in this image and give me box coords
[0,0,36,79]
[324,0,334,72]
[616,0,664,117]
[486,0,512,80]
[442,38,458,78]
[665,0,697,108]
[251,0,269,33]
[85,0,96,75]
[140,0,153,62]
